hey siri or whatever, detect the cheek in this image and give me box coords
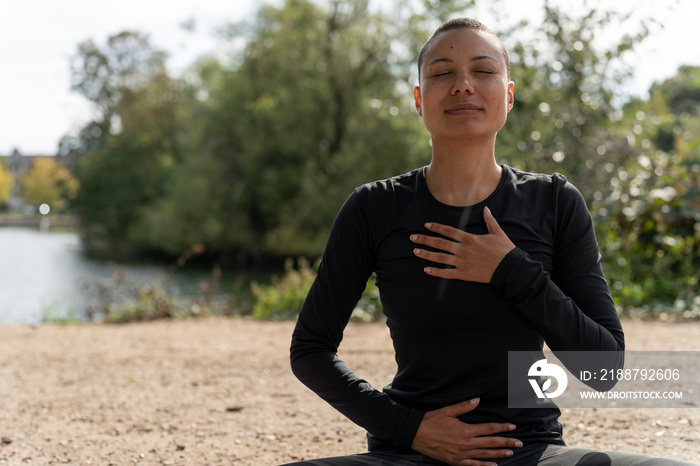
[494,91,510,110]
[421,90,441,112]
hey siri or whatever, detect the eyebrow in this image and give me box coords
[426,55,498,68]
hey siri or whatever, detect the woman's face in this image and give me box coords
[414,27,514,144]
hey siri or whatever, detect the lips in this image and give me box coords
[445,102,482,114]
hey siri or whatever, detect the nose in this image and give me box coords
[451,72,474,95]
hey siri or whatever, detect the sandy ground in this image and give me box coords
[1,318,700,465]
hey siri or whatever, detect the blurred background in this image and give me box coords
[1,0,698,324]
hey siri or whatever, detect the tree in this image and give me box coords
[62,30,170,199]
[649,65,700,117]
[593,66,700,314]
[496,2,651,205]
[76,74,198,253]
[70,31,167,123]
[171,0,431,259]
[21,158,78,208]
[63,0,657,266]
[69,31,198,256]
[0,161,13,206]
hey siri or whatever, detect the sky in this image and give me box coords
[1,0,699,155]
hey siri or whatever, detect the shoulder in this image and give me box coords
[333,168,422,224]
[504,165,584,204]
[328,168,422,252]
[355,168,422,196]
[506,165,569,189]
[351,167,423,207]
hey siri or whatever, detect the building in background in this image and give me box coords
[2,148,76,213]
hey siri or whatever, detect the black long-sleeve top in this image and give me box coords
[290,165,624,453]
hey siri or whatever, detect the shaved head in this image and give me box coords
[418,18,510,81]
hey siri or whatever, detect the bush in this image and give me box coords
[105,284,189,323]
[351,278,383,322]
[96,267,240,323]
[595,149,700,317]
[250,258,384,321]
[250,258,316,320]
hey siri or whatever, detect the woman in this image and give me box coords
[286,18,695,466]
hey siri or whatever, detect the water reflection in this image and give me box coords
[0,228,243,325]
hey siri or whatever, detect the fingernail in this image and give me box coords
[424,267,432,274]
[424,222,432,229]
[514,441,523,448]
[470,398,479,404]
[410,234,417,241]
[505,450,513,457]
[413,248,421,255]
[508,424,516,430]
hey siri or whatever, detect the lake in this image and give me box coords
[0,227,262,325]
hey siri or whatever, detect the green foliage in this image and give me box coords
[498,2,651,205]
[70,33,200,255]
[351,276,384,322]
[596,150,700,316]
[68,0,431,261]
[40,305,82,325]
[250,257,384,321]
[94,273,241,324]
[594,67,700,317]
[202,0,430,257]
[70,31,167,119]
[21,158,78,209]
[0,160,13,206]
[75,261,244,324]
[62,0,700,317]
[104,284,188,323]
[649,66,700,117]
[250,258,317,320]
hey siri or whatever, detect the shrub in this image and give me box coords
[250,258,384,321]
[105,284,188,323]
[250,258,316,320]
[595,150,700,317]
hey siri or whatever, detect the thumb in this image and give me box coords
[440,398,480,418]
[483,206,502,235]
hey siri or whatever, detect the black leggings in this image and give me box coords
[280,444,697,465]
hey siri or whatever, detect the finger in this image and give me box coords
[483,207,502,235]
[438,446,517,466]
[413,248,456,266]
[468,422,518,437]
[465,434,522,450]
[439,398,481,417]
[425,222,469,241]
[457,462,498,466]
[423,266,457,279]
[410,234,461,253]
[452,459,504,466]
[459,448,515,460]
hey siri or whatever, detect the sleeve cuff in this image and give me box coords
[397,408,426,450]
[490,247,529,291]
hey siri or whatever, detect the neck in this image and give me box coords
[425,138,502,206]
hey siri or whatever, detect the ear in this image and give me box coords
[414,86,422,116]
[507,81,514,113]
